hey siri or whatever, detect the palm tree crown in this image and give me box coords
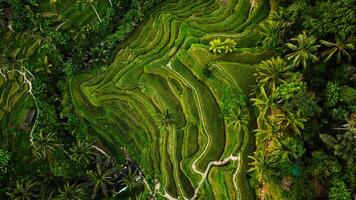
[57,182,87,200]
[87,157,117,199]
[225,108,249,133]
[320,35,355,63]
[7,179,40,200]
[248,151,278,183]
[158,109,174,130]
[277,111,307,136]
[31,132,61,159]
[286,31,320,69]
[254,56,294,91]
[119,167,142,192]
[70,138,95,166]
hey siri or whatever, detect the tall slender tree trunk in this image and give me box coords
[91,4,102,22]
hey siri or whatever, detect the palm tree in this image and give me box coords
[57,182,87,200]
[269,7,292,37]
[286,31,320,69]
[254,57,294,91]
[255,118,282,142]
[270,143,291,164]
[87,157,117,199]
[69,138,95,166]
[251,87,278,123]
[209,39,225,55]
[271,137,305,163]
[31,132,61,160]
[254,127,274,143]
[222,38,237,53]
[35,56,52,74]
[277,111,307,136]
[119,167,142,192]
[225,108,249,133]
[88,42,110,65]
[248,150,278,183]
[158,109,174,130]
[209,39,237,55]
[320,118,356,163]
[76,0,102,22]
[259,20,280,49]
[6,179,40,200]
[320,35,355,63]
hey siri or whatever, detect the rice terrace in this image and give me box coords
[1,0,355,200]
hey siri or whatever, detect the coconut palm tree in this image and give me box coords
[31,132,61,160]
[259,20,280,49]
[69,138,95,166]
[76,0,102,22]
[119,167,142,192]
[209,39,225,55]
[6,179,40,200]
[209,39,237,55]
[254,57,294,91]
[57,182,87,200]
[286,31,320,69]
[88,42,110,66]
[35,56,52,74]
[320,35,355,63]
[270,142,291,164]
[225,108,249,133]
[158,109,174,130]
[320,118,356,163]
[259,7,291,49]
[248,150,278,183]
[255,119,281,142]
[222,38,237,53]
[87,157,117,199]
[271,137,305,163]
[254,127,273,143]
[269,7,292,37]
[251,87,278,122]
[277,111,307,136]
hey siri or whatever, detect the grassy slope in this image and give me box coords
[71,0,272,199]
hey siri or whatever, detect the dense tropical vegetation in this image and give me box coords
[0,0,355,199]
[248,0,355,199]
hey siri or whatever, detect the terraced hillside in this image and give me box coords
[0,69,35,138]
[71,0,274,199]
[0,0,110,138]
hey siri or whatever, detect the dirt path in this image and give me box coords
[166,62,211,178]
[157,153,240,200]
[5,68,38,144]
[250,0,257,14]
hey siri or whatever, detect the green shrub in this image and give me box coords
[340,86,356,105]
[50,160,81,179]
[325,82,341,108]
[0,149,11,174]
[276,82,305,101]
[329,177,352,200]
[221,86,247,116]
[308,151,341,179]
